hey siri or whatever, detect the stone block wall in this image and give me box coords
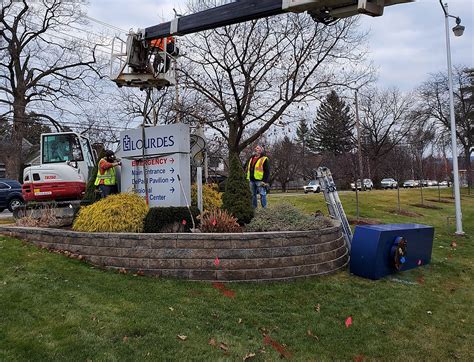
[0,223,348,281]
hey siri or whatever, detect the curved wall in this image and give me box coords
[0,224,348,281]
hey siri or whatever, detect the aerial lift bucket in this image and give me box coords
[110,31,177,90]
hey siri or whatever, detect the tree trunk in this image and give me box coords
[5,100,26,181]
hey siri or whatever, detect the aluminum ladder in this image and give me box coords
[315,167,352,251]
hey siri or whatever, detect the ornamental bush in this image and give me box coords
[245,202,333,232]
[222,153,254,225]
[144,206,200,233]
[199,209,241,233]
[191,183,222,211]
[73,193,148,233]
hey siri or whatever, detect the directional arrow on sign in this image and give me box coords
[170,187,175,193]
[169,158,175,164]
[170,177,175,183]
[170,168,175,174]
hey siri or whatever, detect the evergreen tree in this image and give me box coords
[222,153,254,225]
[84,149,106,203]
[308,90,354,155]
[296,120,310,152]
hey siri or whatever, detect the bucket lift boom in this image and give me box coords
[110,0,413,89]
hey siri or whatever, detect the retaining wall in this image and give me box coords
[0,223,348,281]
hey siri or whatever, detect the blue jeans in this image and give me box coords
[99,184,117,198]
[250,181,267,208]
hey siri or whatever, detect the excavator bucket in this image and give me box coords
[110,32,177,90]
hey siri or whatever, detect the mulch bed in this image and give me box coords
[348,217,381,225]
[409,203,442,210]
[426,198,454,204]
[389,209,424,217]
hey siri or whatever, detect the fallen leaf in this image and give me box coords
[427,311,432,315]
[307,329,319,340]
[208,338,217,346]
[238,318,242,324]
[177,335,188,341]
[353,354,365,362]
[417,275,425,285]
[314,303,321,313]
[345,316,353,328]
[263,335,271,345]
[259,327,270,335]
[169,307,174,312]
[262,335,291,359]
[243,352,256,360]
[451,240,457,248]
[222,289,236,298]
[123,336,129,343]
[219,342,228,352]
[212,282,225,290]
[214,256,220,267]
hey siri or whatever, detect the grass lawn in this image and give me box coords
[0,188,472,360]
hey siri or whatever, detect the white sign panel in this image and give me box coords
[120,123,190,158]
[121,154,191,207]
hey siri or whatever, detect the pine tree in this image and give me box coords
[84,149,106,203]
[309,90,354,155]
[296,120,310,152]
[222,153,254,225]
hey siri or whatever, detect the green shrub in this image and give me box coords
[222,153,254,225]
[245,202,333,232]
[191,183,222,211]
[73,193,148,233]
[144,206,200,233]
[199,209,241,233]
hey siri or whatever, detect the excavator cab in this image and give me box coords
[110,31,178,90]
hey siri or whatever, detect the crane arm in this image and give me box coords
[110,0,413,89]
[144,0,414,40]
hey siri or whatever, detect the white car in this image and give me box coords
[403,180,416,188]
[350,179,373,191]
[381,178,398,189]
[303,180,321,194]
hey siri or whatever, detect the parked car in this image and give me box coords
[0,179,24,212]
[403,180,416,188]
[380,178,398,189]
[439,180,451,187]
[350,179,374,191]
[303,180,321,194]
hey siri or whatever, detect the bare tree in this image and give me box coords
[179,4,369,161]
[418,67,473,190]
[270,135,301,192]
[0,0,101,179]
[359,87,416,184]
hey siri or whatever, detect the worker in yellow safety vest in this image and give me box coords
[246,145,270,208]
[94,150,121,198]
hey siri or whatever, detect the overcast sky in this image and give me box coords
[87,0,473,91]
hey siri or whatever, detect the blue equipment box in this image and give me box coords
[350,224,434,280]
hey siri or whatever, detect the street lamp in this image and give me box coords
[439,0,465,235]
